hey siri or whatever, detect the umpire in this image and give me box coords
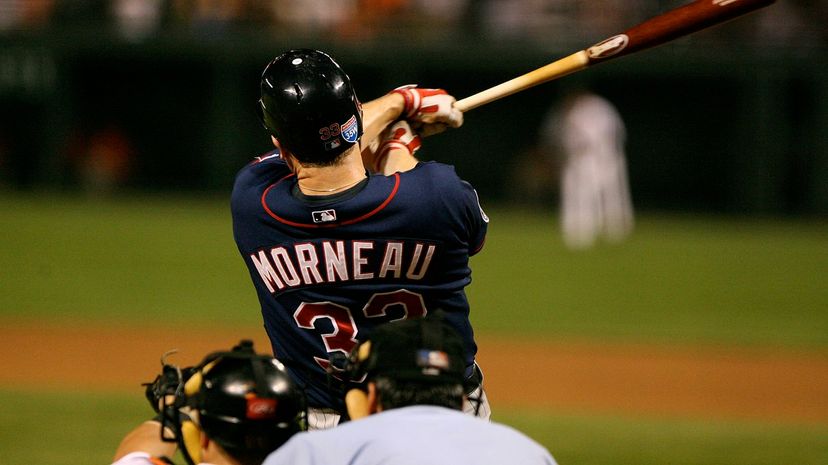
[262,313,558,465]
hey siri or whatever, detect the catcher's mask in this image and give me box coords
[158,340,306,465]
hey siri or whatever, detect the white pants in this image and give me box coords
[561,153,634,249]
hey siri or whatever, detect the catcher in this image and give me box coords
[111,340,305,465]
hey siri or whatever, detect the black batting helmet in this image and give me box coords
[179,340,305,465]
[257,49,363,165]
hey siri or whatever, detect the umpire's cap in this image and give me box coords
[257,49,363,165]
[348,312,467,386]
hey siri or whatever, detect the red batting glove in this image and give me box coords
[392,85,464,129]
[374,120,422,171]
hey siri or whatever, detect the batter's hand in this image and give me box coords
[379,120,421,156]
[374,120,421,173]
[392,85,464,129]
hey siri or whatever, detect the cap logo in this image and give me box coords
[246,397,277,419]
[416,349,449,374]
[312,209,337,223]
[341,115,359,143]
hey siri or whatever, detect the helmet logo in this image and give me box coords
[319,122,343,152]
[342,115,359,143]
[324,138,342,151]
[246,396,278,419]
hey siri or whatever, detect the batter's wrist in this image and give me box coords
[387,91,406,119]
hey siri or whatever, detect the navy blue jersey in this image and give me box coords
[231,150,488,410]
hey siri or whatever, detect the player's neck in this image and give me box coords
[295,151,367,195]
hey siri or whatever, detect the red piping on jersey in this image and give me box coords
[261,173,400,228]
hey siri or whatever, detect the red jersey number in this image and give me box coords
[293,290,427,371]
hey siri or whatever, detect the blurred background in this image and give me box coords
[1,1,828,464]
[0,0,826,215]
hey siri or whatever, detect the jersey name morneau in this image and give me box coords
[250,239,438,293]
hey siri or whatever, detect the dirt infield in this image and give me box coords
[3,319,827,425]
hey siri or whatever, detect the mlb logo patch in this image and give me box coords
[416,349,449,371]
[341,115,359,143]
[312,209,337,223]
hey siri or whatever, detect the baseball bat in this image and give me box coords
[455,0,775,112]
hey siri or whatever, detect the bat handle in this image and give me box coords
[455,51,591,113]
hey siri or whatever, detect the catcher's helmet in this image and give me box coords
[257,49,363,165]
[180,340,305,465]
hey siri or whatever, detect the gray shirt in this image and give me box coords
[264,405,557,465]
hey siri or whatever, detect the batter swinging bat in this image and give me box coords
[455,0,776,112]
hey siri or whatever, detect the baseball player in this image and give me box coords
[111,340,305,465]
[541,90,634,249]
[231,49,490,429]
[262,313,558,465]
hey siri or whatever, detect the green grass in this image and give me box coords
[497,409,828,465]
[0,389,146,465]
[1,194,826,464]
[1,388,826,465]
[2,193,826,347]
[471,208,828,347]
[0,193,261,327]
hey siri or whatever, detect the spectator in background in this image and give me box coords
[111,0,164,41]
[0,0,55,31]
[478,0,568,42]
[476,0,644,44]
[262,0,469,40]
[754,0,826,46]
[67,124,134,195]
[265,0,357,33]
[540,89,634,249]
[169,0,250,34]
